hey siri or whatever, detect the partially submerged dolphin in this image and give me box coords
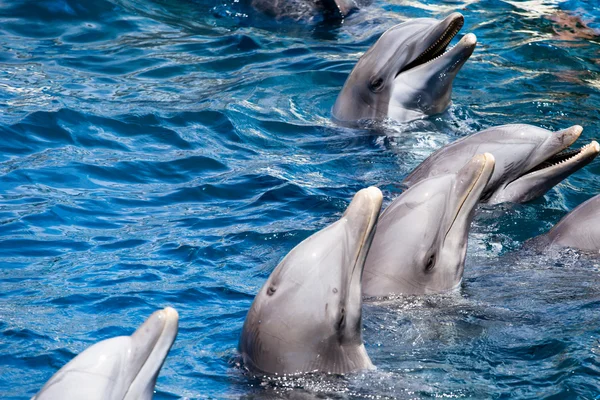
[33,307,179,400]
[251,0,358,21]
[332,13,476,124]
[403,124,600,204]
[239,187,382,375]
[362,153,495,297]
[533,194,600,252]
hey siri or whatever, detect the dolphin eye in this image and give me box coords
[425,253,436,272]
[369,77,384,92]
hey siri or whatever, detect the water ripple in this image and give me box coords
[2,0,600,399]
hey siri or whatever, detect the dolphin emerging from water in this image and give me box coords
[532,194,600,252]
[239,187,382,375]
[32,307,179,400]
[332,13,476,124]
[362,153,495,297]
[403,124,599,204]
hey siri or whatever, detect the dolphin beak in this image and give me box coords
[444,32,477,72]
[537,125,583,160]
[394,32,477,84]
[124,307,179,399]
[498,125,598,203]
[397,12,467,75]
[447,153,495,237]
[343,186,383,268]
[342,187,382,339]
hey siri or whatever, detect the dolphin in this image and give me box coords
[250,0,358,21]
[32,307,179,400]
[362,153,495,297]
[332,13,476,124]
[533,194,600,252]
[239,187,382,375]
[403,124,600,204]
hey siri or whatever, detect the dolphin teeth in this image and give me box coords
[525,141,599,174]
[399,16,464,73]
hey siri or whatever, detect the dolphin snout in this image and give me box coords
[556,125,583,147]
[343,186,383,226]
[461,33,477,47]
[455,152,495,202]
[443,12,465,26]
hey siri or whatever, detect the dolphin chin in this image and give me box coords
[362,153,495,297]
[239,187,382,376]
[331,12,475,124]
[33,307,179,400]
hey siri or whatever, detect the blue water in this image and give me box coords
[2,0,600,398]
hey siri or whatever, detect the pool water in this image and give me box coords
[2,0,600,398]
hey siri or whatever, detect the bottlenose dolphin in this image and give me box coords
[533,194,600,252]
[403,124,599,204]
[362,153,495,297]
[33,307,179,400]
[239,187,382,375]
[251,0,357,21]
[332,13,476,124]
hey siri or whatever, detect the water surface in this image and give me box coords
[2,0,600,398]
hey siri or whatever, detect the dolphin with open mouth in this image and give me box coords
[332,13,476,124]
[403,124,599,204]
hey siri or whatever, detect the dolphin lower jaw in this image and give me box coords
[488,140,600,204]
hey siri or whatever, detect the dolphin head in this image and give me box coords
[362,154,495,297]
[542,194,600,252]
[33,307,179,400]
[404,124,599,204]
[239,187,382,375]
[332,13,476,124]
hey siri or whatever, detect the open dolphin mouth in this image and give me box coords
[514,140,600,181]
[399,13,466,75]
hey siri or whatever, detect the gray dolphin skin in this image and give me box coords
[32,307,179,400]
[362,153,495,297]
[331,13,476,124]
[239,187,382,375]
[535,194,600,252]
[403,124,600,204]
[251,0,357,21]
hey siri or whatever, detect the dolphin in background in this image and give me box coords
[332,13,476,125]
[250,0,358,21]
[403,124,599,204]
[32,307,179,400]
[531,194,600,252]
[239,187,382,375]
[362,153,495,297]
